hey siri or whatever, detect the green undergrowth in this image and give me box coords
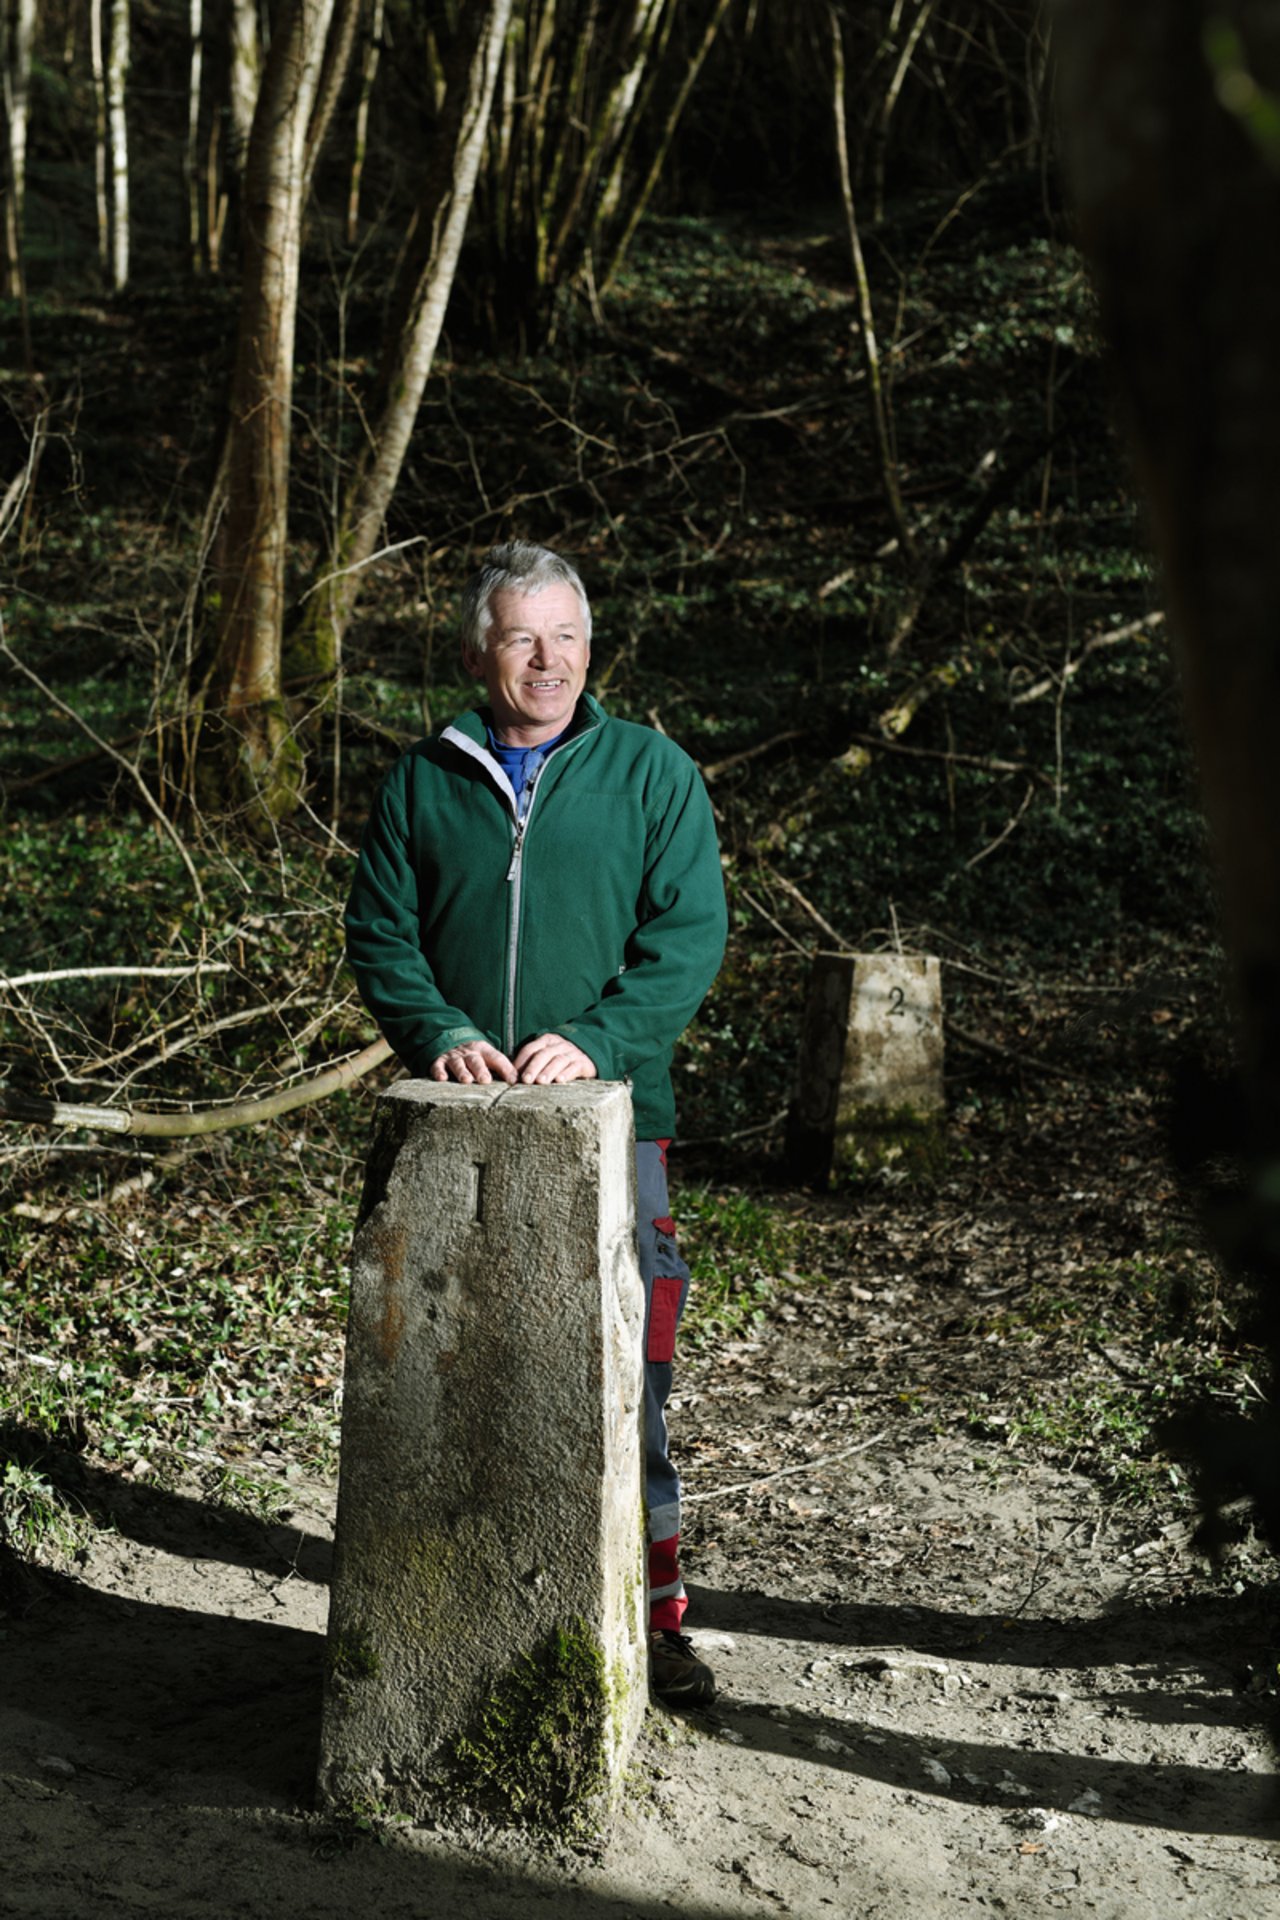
[675,1183,820,1348]
[0,1125,360,1559]
[0,200,1240,1563]
[964,1248,1267,1504]
[0,814,362,1105]
[0,1456,93,1562]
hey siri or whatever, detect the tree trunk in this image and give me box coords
[0,0,36,302]
[107,0,129,289]
[594,0,677,235]
[303,0,362,196]
[543,0,666,286]
[476,0,733,341]
[346,0,384,242]
[90,0,108,272]
[227,0,260,178]
[870,0,935,225]
[599,0,735,293]
[185,0,204,272]
[200,0,336,832]
[1055,0,1280,1542]
[285,0,512,696]
[831,7,915,566]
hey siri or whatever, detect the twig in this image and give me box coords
[964,781,1036,869]
[86,996,325,1093]
[947,1020,1088,1083]
[677,1105,789,1149]
[764,867,851,950]
[1010,611,1166,704]
[0,1141,160,1162]
[683,1429,888,1505]
[589,644,629,695]
[737,885,812,956]
[848,732,1039,780]
[1088,1337,1146,1383]
[0,403,46,546]
[298,533,430,603]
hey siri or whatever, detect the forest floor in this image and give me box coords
[1,188,1277,1919]
[3,1067,1278,1920]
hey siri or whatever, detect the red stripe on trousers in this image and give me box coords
[648,1532,687,1631]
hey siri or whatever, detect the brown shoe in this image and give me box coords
[649,1629,717,1705]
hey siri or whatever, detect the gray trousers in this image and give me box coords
[635,1140,690,1626]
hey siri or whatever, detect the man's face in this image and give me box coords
[466,582,591,746]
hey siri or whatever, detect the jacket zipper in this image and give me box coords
[438,717,597,1057]
[502,730,593,1055]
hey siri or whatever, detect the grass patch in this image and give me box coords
[964,1251,1267,1502]
[0,1456,92,1562]
[676,1183,817,1347]
[0,1135,357,1547]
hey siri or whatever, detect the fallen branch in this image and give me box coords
[947,1020,1088,1083]
[702,729,805,783]
[1,725,149,795]
[0,1037,394,1138]
[830,659,967,778]
[1,964,232,992]
[887,428,1062,657]
[677,1105,790,1149]
[844,733,1040,781]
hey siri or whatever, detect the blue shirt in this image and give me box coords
[485,723,569,818]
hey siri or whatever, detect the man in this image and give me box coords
[344,540,727,1704]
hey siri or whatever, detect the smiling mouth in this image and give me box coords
[527,679,565,690]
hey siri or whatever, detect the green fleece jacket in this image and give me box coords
[344,694,727,1139]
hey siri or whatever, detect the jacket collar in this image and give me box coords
[444,692,606,747]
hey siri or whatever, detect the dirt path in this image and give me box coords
[4,1214,1278,1920]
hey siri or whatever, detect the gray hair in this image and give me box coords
[459,541,593,655]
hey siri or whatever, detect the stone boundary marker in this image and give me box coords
[786,951,945,1184]
[317,1079,646,1829]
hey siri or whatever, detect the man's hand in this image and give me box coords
[513,1034,598,1085]
[429,1040,518,1084]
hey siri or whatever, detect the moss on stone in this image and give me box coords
[833,1103,949,1184]
[450,1620,614,1831]
[327,1623,382,1685]
[608,1655,634,1750]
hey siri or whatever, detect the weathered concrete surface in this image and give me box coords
[317,1080,646,1827]
[787,952,945,1182]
